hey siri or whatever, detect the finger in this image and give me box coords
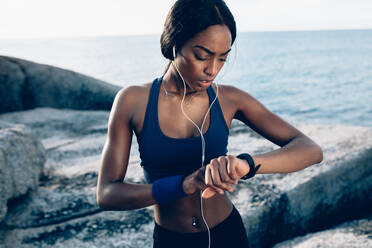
[205,166,215,189]
[209,169,235,193]
[221,183,234,192]
[211,159,235,190]
[203,164,231,193]
[182,172,207,195]
[196,167,205,182]
[206,165,224,194]
[205,165,211,185]
[194,179,208,191]
[227,155,239,183]
[202,187,217,199]
[210,161,222,185]
[218,156,235,184]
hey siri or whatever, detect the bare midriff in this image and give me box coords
[154,192,233,233]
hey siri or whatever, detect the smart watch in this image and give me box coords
[236,153,261,180]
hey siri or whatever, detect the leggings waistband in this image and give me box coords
[152,205,250,247]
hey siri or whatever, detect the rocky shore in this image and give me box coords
[0,56,371,247]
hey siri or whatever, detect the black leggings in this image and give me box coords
[153,205,250,248]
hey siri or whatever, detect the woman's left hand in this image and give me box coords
[202,155,250,198]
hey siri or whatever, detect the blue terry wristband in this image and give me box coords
[152,175,188,204]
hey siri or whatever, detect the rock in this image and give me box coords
[273,213,372,248]
[0,108,143,232]
[0,109,371,247]
[0,108,143,179]
[0,56,120,114]
[3,187,100,228]
[0,122,46,223]
[1,207,154,248]
[0,57,25,112]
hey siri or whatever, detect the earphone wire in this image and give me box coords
[171,58,219,248]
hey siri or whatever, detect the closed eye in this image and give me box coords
[194,53,208,61]
[220,55,229,62]
[194,52,228,62]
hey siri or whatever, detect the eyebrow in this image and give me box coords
[194,45,231,56]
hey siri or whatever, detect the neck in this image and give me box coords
[162,64,197,96]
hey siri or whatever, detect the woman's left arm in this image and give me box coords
[201,85,324,198]
[231,86,323,174]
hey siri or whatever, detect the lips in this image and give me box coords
[199,80,212,88]
[199,80,212,87]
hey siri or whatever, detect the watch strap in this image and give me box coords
[237,153,261,180]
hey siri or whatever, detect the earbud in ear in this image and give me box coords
[173,46,176,59]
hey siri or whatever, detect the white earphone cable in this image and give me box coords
[171,59,219,248]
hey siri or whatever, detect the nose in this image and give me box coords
[204,59,219,78]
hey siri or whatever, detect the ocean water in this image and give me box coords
[1,29,371,127]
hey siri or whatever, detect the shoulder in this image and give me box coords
[114,82,152,109]
[212,83,256,109]
[109,81,153,123]
[115,82,152,103]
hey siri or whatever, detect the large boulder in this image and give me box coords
[0,122,46,223]
[274,213,372,248]
[0,56,120,113]
[0,57,25,112]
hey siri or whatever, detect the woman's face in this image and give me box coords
[174,24,232,91]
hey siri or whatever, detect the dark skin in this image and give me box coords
[96,24,323,233]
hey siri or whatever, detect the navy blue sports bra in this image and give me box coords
[136,77,229,183]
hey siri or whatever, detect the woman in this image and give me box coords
[96,0,323,247]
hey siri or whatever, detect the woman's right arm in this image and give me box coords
[96,86,232,210]
[96,86,157,210]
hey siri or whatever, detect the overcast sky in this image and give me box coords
[1,0,372,40]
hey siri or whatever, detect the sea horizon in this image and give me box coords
[1,29,371,128]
